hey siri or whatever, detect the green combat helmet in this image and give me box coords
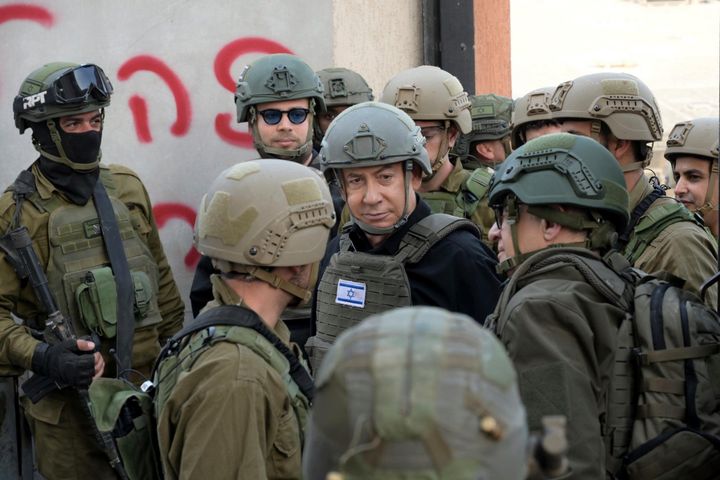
[665,117,720,217]
[317,67,374,108]
[488,133,629,273]
[314,67,374,145]
[548,72,663,170]
[319,102,430,235]
[380,65,471,179]
[303,306,529,480]
[13,62,113,170]
[510,86,556,149]
[235,53,326,161]
[454,93,513,166]
[194,159,336,303]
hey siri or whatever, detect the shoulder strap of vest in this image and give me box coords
[155,305,314,401]
[396,213,480,264]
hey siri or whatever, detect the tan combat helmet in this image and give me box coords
[194,159,336,303]
[665,117,720,216]
[510,86,556,149]
[380,65,471,178]
[303,306,529,480]
[548,72,663,170]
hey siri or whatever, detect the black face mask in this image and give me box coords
[30,121,101,205]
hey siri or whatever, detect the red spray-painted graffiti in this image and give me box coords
[153,203,200,268]
[213,37,293,148]
[0,4,54,27]
[117,55,192,143]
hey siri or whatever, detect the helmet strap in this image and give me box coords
[250,104,315,163]
[35,118,102,171]
[422,121,451,183]
[234,264,314,305]
[339,160,414,236]
[696,161,719,216]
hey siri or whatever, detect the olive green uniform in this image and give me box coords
[626,177,718,307]
[156,276,303,480]
[420,159,495,244]
[486,247,628,479]
[0,163,184,479]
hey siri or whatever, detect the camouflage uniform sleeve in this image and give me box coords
[499,293,608,479]
[108,165,185,339]
[634,220,718,309]
[0,194,42,373]
[157,342,298,479]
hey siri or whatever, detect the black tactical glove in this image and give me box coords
[31,339,96,388]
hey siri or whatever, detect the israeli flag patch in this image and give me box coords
[335,279,366,308]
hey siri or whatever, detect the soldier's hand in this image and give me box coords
[31,339,96,388]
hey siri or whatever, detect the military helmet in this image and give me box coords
[235,53,325,123]
[511,86,556,149]
[548,72,663,143]
[319,102,430,175]
[303,306,529,480]
[489,133,629,232]
[14,62,113,133]
[194,159,335,268]
[317,67,374,107]
[664,117,719,163]
[454,93,513,159]
[380,65,472,134]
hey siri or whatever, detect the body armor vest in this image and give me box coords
[25,167,162,338]
[308,214,478,370]
[420,167,492,218]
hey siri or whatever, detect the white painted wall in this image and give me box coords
[0,0,423,319]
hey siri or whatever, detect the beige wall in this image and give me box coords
[332,0,424,97]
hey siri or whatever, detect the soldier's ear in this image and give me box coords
[541,218,563,242]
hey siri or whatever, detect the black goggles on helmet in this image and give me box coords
[15,64,114,114]
[52,64,114,104]
[257,108,310,125]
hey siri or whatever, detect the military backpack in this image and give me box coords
[88,305,314,480]
[548,251,720,479]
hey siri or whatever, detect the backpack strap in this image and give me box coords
[618,183,666,248]
[619,185,705,264]
[395,213,480,264]
[154,305,314,401]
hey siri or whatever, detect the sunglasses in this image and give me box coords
[256,108,310,125]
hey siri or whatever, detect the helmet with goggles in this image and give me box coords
[14,62,113,134]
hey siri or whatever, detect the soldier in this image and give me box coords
[453,93,514,245]
[455,93,514,169]
[306,102,502,370]
[0,62,184,479]
[155,160,335,479]
[665,117,719,239]
[314,67,374,149]
[485,132,632,478]
[303,306,530,480]
[510,86,561,149]
[380,66,495,239]
[550,72,718,307]
[190,53,330,319]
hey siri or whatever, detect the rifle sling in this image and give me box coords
[92,181,134,379]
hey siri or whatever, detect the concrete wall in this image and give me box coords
[0,0,423,318]
[332,0,423,97]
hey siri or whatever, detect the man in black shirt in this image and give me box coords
[306,102,502,371]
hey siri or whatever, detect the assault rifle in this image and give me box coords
[10,226,129,480]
